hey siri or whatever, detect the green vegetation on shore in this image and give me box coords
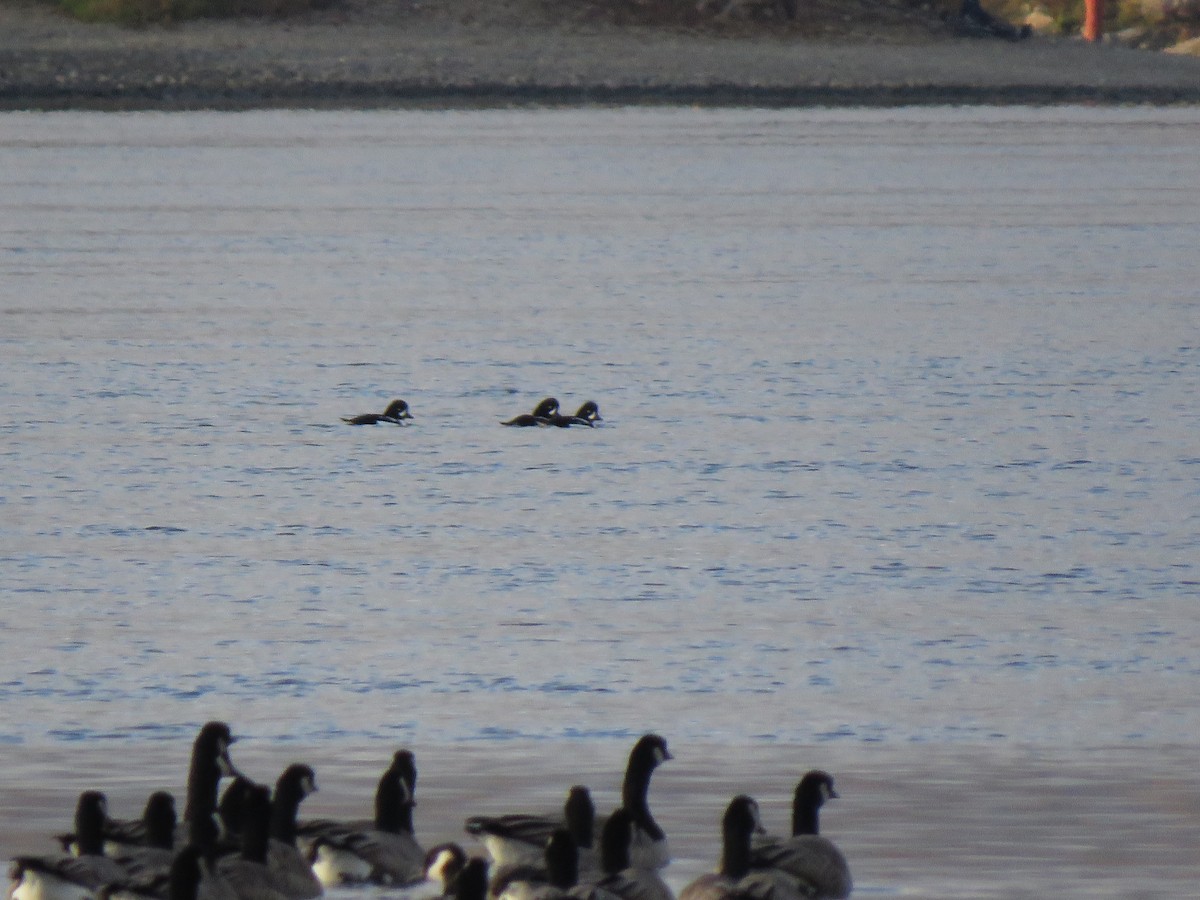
[990,0,1198,37]
[27,0,1200,43]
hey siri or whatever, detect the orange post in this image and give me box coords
[1083,0,1104,41]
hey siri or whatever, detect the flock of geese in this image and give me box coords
[341,399,602,428]
[7,725,852,900]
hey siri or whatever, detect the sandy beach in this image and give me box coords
[2,0,1200,109]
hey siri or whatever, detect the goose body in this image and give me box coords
[10,793,134,900]
[297,750,424,887]
[487,829,580,900]
[465,786,595,873]
[217,783,290,900]
[750,772,851,900]
[446,858,490,900]
[106,792,177,858]
[179,722,239,849]
[613,735,672,871]
[584,809,672,900]
[472,735,671,878]
[103,844,236,900]
[57,792,177,862]
[150,845,238,900]
[265,766,323,900]
[677,797,777,900]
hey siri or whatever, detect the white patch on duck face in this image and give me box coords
[310,844,373,888]
[303,775,317,796]
[11,870,94,900]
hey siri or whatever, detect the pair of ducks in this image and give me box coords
[500,398,602,428]
[341,398,603,428]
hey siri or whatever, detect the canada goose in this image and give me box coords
[99,844,232,900]
[110,792,177,856]
[108,791,179,877]
[265,765,322,900]
[465,786,595,873]
[586,809,673,900]
[473,733,671,876]
[677,797,777,900]
[10,792,134,900]
[217,783,289,900]
[612,735,672,871]
[56,791,176,864]
[215,777,257,848]
[487,829,580,900]
[167,845,238,900]
[416,843,469,896]
[298,750,424,887]
[447,858,490,900]
[751,772,851,900]
[179,722,239,848]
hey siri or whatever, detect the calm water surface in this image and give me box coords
[1,106,1198,897]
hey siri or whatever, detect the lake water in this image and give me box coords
[1,106,1198,897]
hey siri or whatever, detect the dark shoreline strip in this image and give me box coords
[3,81,1200,112]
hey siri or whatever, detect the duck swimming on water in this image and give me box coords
[502,398,559,427]
[546,401,601,427]
[342,399,413,426]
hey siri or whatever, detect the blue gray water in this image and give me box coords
[1,106,1198,897]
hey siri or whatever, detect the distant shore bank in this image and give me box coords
[3,0,1200,110]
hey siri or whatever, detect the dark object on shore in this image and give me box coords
[343,399,413,425]
[952,0,1032,41]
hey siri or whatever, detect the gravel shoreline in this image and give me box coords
[3,0,1200,110]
